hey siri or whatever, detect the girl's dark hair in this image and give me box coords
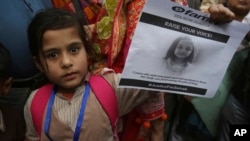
[28,8,90,60]
[0,43,11,79]
[164,36,195,63]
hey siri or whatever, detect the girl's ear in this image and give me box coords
[33,56,45,73]
[1,77,13,96]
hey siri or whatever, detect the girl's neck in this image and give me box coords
[61,92,74,100]
[172,58,186,65]
[58,88,75,100]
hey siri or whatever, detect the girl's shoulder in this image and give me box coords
[100,68,121,88]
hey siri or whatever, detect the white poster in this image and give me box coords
[118,0,250,98]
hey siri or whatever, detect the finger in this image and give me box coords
[208,4,221,21]
[208,4,235,23]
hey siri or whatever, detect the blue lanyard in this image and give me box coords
[45,83,90,141]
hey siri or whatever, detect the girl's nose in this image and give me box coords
[61,54,73,68]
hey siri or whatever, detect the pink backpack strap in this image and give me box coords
[30,83,54,138]
[89,75,119,139]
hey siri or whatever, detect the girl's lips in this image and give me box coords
[63,72,77,80]
[176,53,187,57]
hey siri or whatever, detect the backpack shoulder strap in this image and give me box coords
[89,75,119,138]
[30,83,54,138]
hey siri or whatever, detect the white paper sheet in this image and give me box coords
[118,0,250,98]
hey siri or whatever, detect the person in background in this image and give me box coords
[0,0,52,79]
[216,0,250,140]
[243,12,250,24]
[178,0,250,141]
[242,12,250,48]
[0,0,53,117]
[0,43,26,141]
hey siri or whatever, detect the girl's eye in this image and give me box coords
[185,47,192,51]
[46,52,58,59]
[70,47,79,53]
[177,46,183,49]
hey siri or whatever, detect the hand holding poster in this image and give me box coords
[118,0,250,98]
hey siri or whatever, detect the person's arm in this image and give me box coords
[101,70,163,116]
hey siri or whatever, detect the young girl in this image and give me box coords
[23,8,164,141]
[164,36,196,75]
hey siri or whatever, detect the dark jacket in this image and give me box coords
[231,48,250,110]
[0,104,25,141]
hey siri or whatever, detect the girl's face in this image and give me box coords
[35,26,88,93]
[174,39,193,59]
